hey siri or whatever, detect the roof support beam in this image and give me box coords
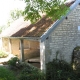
[20,39,24,62]
[9,38,12,54]
[40,40,46,72]
[2,37,40,41]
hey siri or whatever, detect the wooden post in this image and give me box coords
[9,38,12,54]
[20,39,24,62]
[40,40,46,72]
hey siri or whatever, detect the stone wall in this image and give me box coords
[45,5,80,63]
[23,39,40,59]
[2,38,9,52]
[11,39,20,58]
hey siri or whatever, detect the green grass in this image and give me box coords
[0,67,16,80]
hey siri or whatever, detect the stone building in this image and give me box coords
[40,0,80,70]
[1,0,80,71]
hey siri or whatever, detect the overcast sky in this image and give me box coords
[0,0,25,26]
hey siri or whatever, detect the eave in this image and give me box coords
[1,36,40,41]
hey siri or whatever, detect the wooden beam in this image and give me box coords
[3,37,40,41]
[40,40,46,72]
[20,39,24,62]
[9,38,12,54]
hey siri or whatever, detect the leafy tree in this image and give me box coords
[10,9,23,20]
[23,0,68,23]
[0,6,24,33]
[0,25,7,33]
[7,9,23,26]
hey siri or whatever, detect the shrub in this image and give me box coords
[0,67,16,80]
[0,50,8,58]
[8,57,20,69]
[46,59,79,80]
[19,63,45,80]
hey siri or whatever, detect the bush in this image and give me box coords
[46,59,79,80]
[19,63,45,80]
[8,57,20,69]
[0,50,8,58]
[0,67,16,80]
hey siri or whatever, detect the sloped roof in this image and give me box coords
[1,0,76,38]
[1,17,30,37]
[1,16,53,37]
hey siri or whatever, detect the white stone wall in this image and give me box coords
[45,5,80,63]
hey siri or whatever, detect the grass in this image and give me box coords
[0,66,16,80]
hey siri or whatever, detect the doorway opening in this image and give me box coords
[72,46,80,70]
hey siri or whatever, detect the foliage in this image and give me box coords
[0,9,23,32]
[19,63,45,80]
[73,46,80,51]
[0,25,7,33]
[10,9,23,20]
[23,0,69,23]
[8,57,20,69]
[7,9,23,26]
[46,59,79,80]
[0,50,8,58]
[0,26,3,33]
[0,67,16,80]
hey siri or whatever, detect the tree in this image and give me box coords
[23,0,68,23]
[10,9,23,20]
[0,25,7,33]
[7,9,23,26]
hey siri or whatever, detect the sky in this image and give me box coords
[0,0,25,26]
[0,0,73,26]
